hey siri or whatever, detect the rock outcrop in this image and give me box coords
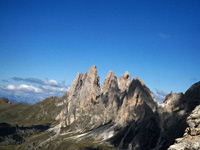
[118,71,131,92]
[63,65,105,130]
[155,81,200,150]
[0,98,11,104]
[168,105,200,150]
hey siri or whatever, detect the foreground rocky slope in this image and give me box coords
[0,65,200,150]
[168,105,200,150]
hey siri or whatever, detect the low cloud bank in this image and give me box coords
[0,77,69,104]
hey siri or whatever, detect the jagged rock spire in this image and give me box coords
[68,72,87,101]
[87,65,100,95]
[61,65,160,141]
[118,71,131,91]
[64,65,102,127]
[101,70,118,94]
[127,77,158,111]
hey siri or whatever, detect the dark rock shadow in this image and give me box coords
[0,123,50,146]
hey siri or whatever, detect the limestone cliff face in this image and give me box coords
[162,92,184,113]
[168,105,200,150]
[58,66,161,150]
[101,71,121,123]
[110,77,160,150]
[57,66,200,150]
[118,71,131,92]
[62,67,133,130]
[62,65,105,130]
[101,70,117,94]
[116,77,158,126]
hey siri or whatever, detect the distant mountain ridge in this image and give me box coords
[0,65,200,150]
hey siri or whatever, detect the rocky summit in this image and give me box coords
[0,65,200,150]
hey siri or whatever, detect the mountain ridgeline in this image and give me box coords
[0,65,200,150]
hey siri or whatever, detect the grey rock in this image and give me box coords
[168,105,200,150]
[101,70,117,94]
[109,77,160,150]
[118,71,131,92]
[62,65,104,130]
[101,70,121,122]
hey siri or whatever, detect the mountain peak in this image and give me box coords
[101,70,117,94]
[118,71,131,91]
[88,65,100,87]
[127,76,158,112]
[133,76,145,85]
[88,65,97,76]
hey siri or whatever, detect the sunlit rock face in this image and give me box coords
[118,71,131,92]
[57,65,161,150]
[56,66,200,150]
[62,65,105,130]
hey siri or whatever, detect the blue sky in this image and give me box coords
[0,0,200,104]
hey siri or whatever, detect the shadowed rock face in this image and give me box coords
[185,81,200,111]
[115,77,158,126]
[168,105,200,150]
[101,70,121,122]
[110,77,160,150]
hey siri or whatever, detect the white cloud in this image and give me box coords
[0,78,70,104]
[17,84,42,93]
[44,79,58,86]
[6,85,16,90]
[11,77,61,87]
[4,84,42,93]
[41,85,67,92]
